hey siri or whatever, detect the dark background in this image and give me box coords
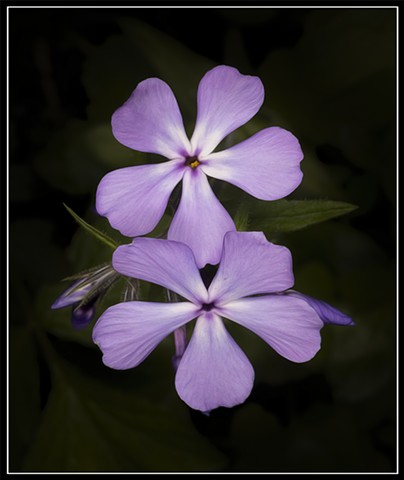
[8,5,397,473]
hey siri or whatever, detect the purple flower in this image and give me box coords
[52,264,119,329]
[92,232,352,412]
[96,65,303,268]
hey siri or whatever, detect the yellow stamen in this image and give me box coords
[189,159,200,169]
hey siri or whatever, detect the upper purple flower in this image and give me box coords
[96,65,304,268]
[92,232,352,413]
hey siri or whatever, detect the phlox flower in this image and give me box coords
[92,232,353,413]
[96,65,303,268]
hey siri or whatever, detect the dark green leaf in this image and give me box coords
[249,199,357,234]
[64,203,118,250]
[65,208,127,272]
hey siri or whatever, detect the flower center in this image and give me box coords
[201,302,215,312]
[185,156,200,169]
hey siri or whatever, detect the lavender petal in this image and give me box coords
[92,301,199,370]
[208,231,294,304]
[112,77,191,158]
[96,160,184,237]
[201,127,303,200]
[190,65,264,157]
[219,295,323,363]
[113,238,209,304]
[168,168,236,268]
[175,312,254,412]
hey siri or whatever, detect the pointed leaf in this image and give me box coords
[249,199,357,234]
[64,204,119,250]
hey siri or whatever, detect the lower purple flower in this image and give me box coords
[92,232,353,412]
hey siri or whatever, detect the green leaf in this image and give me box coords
[64,204,118,250]
[22,356,227,472]
[66,210,123,273]
[249,199,357,234]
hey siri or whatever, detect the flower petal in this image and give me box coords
[201,127,303,200]
[168,168,236,268]
[92,301,199,370]
[96,160,184,237]
[51,279,91,309]
[112,78,191,158]
[208,231,294,304]
[219,295,323,363]
[190,65,264,157]
[113,238,208,304]
[175,312,254,412]
[286,290,355,326]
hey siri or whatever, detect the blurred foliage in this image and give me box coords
[22,341,226,472]
[9,6,396,473]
